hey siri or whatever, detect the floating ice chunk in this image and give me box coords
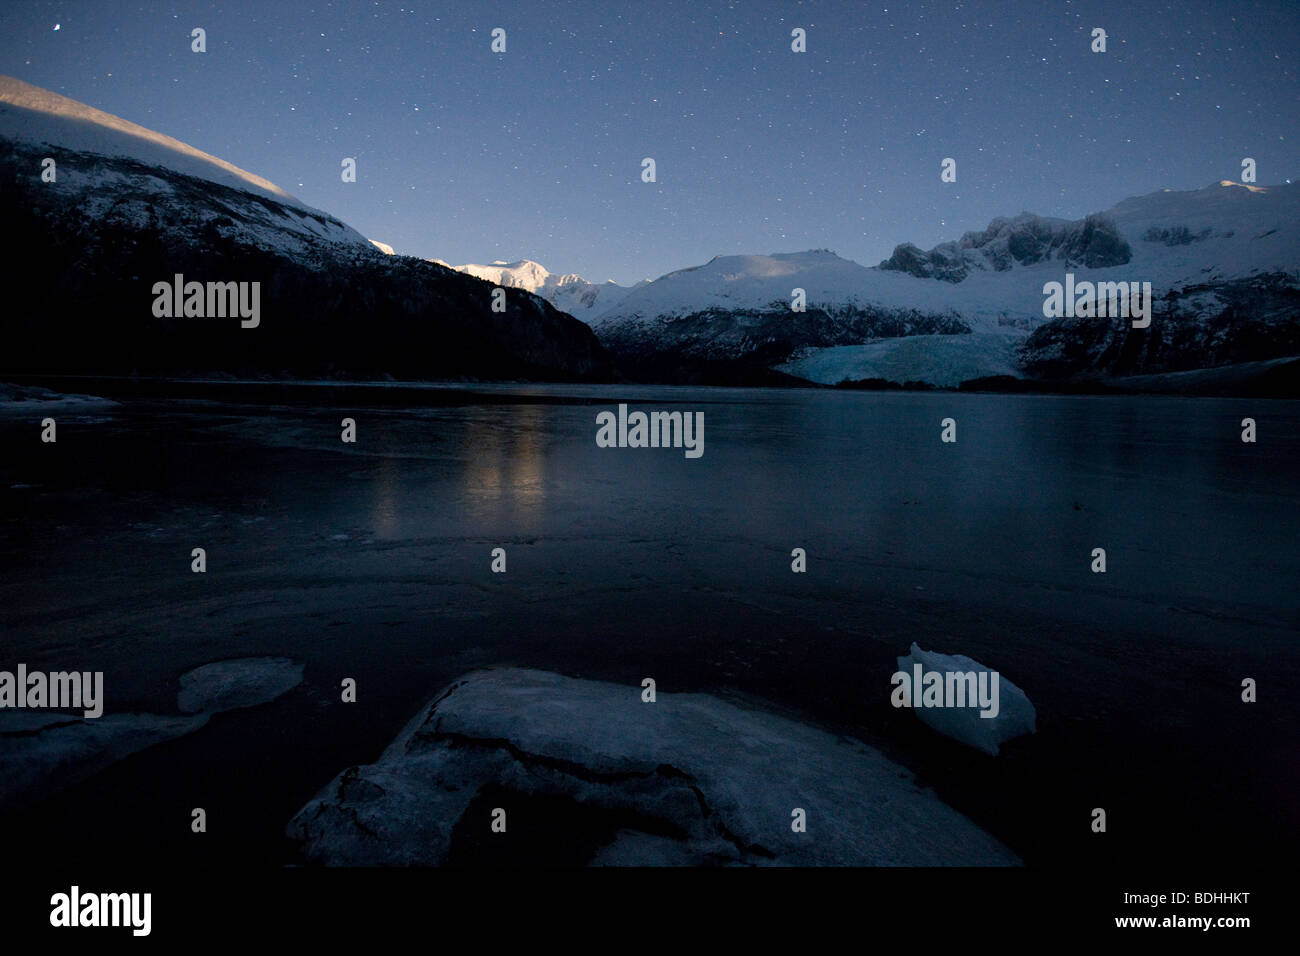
[177,657,303,714]
[0,656,303,817]
[289,667,1020,866]
[895,643,1036,756]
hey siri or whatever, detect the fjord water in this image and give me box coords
[1,385,1297,867]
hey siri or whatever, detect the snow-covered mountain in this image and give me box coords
[0,75,608,381]
[0,75,372,257]
[438,258,643,320]
[583,249,972,382]
[588,181,1300,388]
[1013,181,1300,383]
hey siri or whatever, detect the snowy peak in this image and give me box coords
[877,180,1300,288]
[1106,179,1296,232]
[879,212,1131,282]
[454,258,554,292]
[437,257,637,319]
[659,249,849,282]
[0,75,371,254]
[589,248,985,333]
[1217,179,1268,193]
[0,74,308,210]
[1103,179,1300,284]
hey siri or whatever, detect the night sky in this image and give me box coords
[2,0,1297,285]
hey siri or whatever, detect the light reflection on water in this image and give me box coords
[102,387,1300,616]
[459,404,549,524]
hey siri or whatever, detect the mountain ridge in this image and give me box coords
[0,76,610,382]
[582,181,1300,389]
[0,74,322,215]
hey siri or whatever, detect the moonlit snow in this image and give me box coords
[440,257,640,321]
[897,643,1037,756]
[0,75,374,253]
[0,75,312,212]
[289,668,1021,866]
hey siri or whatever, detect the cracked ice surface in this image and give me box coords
[289,668,1020,866]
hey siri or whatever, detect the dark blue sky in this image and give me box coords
[3,0,1297,284]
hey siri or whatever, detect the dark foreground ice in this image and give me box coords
[0,382,118,415]
[0,657,302,817]
[289,668,1020,866]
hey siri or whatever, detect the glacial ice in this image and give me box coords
[777,330,1026,388]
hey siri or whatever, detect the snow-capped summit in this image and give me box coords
[0,73,371,254]
[1102,179,1300,284]
[438,257,641,319]
[2,74,318,214]
[874,180,1300,295]
[455,258,555,292]
[589,249,987,332]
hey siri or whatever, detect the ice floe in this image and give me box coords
[0,657,302,816]
[177,657,303,714]
[895,643,1037,756]
[289,668,1020,866]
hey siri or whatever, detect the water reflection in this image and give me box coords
[371,456,401,539]
[458,404,549,528]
